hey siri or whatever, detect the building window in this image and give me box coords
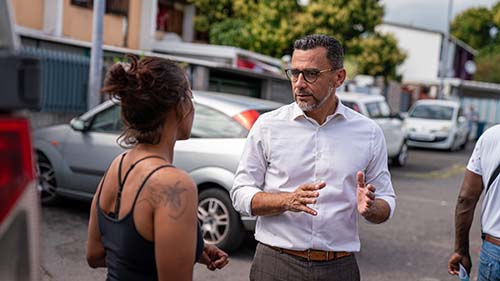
[70,0,129,17]
[156,0,184,36]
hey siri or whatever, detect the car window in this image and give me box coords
[409,105,454,120]
[191,103,248,138]
[90,105,122,133]
[378,101,391,117]
[366,101,392,118]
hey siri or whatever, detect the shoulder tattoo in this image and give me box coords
[139,180,189,219]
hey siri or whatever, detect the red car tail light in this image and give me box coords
[0,117,35,223]
[233,110,261,130]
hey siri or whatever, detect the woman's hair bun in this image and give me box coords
[100,54,189,147]
[102,55,139,100]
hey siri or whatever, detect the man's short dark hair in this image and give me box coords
[293,34,344,69]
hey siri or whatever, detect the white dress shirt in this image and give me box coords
[231,101,396,252]
[466,124,500,238]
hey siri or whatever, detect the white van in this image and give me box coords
[337,92,408,167]
[404,99,468,151]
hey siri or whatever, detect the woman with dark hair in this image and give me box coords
[86,55,228,281]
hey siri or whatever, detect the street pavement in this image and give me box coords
[40,144,483,281]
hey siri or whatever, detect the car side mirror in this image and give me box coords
[70,117,90,132]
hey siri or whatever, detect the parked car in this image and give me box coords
[337,92,409,166]
[404,99,468,151]
[34,91,282,252]
[0,0,41,280]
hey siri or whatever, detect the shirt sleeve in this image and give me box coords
[466,136,483,176]
[365,124,397,220]
[231,118,268,217]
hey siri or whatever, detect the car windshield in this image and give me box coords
[191,103,248,138]
[409,104,454,120]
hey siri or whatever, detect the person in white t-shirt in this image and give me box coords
[231,34,396,281]
[448,124,500,281]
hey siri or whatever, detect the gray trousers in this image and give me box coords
[250,243,360,281]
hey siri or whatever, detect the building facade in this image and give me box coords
[10,0,291,128]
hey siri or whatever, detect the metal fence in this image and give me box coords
[460,96,500,128]
[21,47,90,113]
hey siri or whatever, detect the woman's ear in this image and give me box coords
[176,97,193,121]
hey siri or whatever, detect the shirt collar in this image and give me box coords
[291,97,350,122]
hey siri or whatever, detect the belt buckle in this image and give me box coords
[325,251,329,261]
[307,249,311,261]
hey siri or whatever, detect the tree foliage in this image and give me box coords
[294,0,383,42]
[451,7,494,50]
[451,1,500,83]
[473,45,500,83]
[347,33,406,81]
[189,0,405,79]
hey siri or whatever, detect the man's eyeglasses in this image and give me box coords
[285,68,335,83]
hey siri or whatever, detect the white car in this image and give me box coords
[404,99,468,151]
[337,92,408,167]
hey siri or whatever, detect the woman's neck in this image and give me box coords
[134,140,174,163]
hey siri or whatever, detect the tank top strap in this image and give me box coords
[96,171,108,209]
[130,164,175,212]
[113,153,167,217]
[119,154,166,187]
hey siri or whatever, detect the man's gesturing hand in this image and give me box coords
[283,182,326,216]
[356,171,376,217]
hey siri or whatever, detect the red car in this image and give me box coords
[0,0,41,279]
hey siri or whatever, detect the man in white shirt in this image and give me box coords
[448,124,500,281]
[231,34,396,281]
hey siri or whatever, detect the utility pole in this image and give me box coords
[87,0,105,109]
[439,0,453,99]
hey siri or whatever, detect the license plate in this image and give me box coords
[411,133,434,141]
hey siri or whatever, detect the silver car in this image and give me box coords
[337,92,409,167]
[34,91,282,251]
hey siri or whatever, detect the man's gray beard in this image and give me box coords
[296,87,333,112]
[297,100,318,112]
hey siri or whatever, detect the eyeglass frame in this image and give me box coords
[284,68,337,84]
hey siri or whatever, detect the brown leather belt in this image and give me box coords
[266,244,352,262]
[484,234,500,246]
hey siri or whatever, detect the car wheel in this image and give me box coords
[198,188,245,252]
[449,134,460,152]
[459,134,468,150]
[392,142,408,167]
[36,152,59,205]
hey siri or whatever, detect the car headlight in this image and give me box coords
[430,126,450,134]
[439,126,450,133]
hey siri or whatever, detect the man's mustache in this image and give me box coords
[294,90,313,96]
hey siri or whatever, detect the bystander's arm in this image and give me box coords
[448,169,483,275]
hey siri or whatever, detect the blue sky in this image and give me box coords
[381,0,498,32]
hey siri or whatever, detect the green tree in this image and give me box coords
[190,0,385,57]
[201,0,301,57]
[451,7,494,50]
[189,0,405,80]
[491,2,500,29]
[473,45,500,83]
[189,0,235,33]
[294,0,384,42]
[347,33,406,81]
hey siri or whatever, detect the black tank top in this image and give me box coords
[97,153,204,281]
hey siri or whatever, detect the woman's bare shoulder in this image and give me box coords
[139,167,197,219]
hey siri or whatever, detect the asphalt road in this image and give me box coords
[40,144,484,281]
